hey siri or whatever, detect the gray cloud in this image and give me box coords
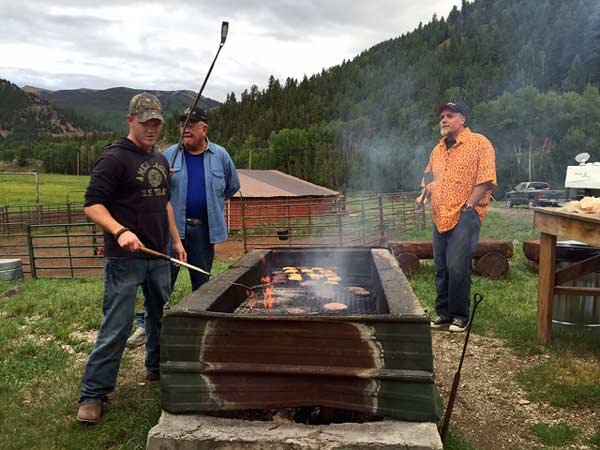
[1,0,460,100]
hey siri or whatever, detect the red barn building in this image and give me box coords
[225,170,339,231]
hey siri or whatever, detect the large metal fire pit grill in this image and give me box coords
[160,247,442,422]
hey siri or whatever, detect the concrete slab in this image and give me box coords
[147,411,442,450]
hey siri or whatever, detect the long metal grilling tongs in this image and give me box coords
[138,246,266,291]
[139,246,210,275]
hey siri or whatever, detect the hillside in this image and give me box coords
[0,79,82,140]
[24,86,221,132]
[207,0,600,193]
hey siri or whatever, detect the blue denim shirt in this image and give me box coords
[163,139,240,243]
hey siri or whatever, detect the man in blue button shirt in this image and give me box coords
[163,107,240,291]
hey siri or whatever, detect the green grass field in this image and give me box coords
[404,209,600,354]
[0,208,598,449]
[0,173,90,205]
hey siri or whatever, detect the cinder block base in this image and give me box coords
[147,411,442,450]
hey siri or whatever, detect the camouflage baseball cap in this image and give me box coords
[128,92,164,123]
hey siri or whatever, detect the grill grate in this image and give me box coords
[235,266,377,316]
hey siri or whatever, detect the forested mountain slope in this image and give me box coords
[207,0,600,193]
[0,79,82,139]
[26,86,221,132]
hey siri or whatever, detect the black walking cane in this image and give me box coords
[440,292,484,443]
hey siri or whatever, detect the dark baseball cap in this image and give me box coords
[179,107,208,124]
[436,102,468,117]
[128,93,164,122]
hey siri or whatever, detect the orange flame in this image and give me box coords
[261,276,273,309]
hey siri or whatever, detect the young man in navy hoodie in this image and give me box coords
[76,93,185,424]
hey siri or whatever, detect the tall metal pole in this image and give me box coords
[170,21,229,168]
[34,172,39,205]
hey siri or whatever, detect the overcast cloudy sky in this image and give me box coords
[1,1,460,102]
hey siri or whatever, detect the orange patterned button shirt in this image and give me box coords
[422,127,497,233]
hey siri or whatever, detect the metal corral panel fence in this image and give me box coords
[27,223,105,278]
[0,192,426,278]
[240,192,426,252]
[0,223,31,275]
[0,223,105,278]
[0,203,87,233]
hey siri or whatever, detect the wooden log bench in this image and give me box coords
[388,240,513,278]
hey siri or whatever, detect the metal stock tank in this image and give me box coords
[553,242,600,329]
[0,259,23,281]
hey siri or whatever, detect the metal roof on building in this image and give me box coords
[234,170,339,198]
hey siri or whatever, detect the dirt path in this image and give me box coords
[432,205,598,449]
[433,332,598,449]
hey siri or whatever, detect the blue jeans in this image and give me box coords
[171,222,214,292]
[79,257,170,404]
[135,311,145,328]
[432,211,481,321]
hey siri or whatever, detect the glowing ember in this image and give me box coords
[261,276,273,308]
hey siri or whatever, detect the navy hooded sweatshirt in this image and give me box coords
[84,138,171,258]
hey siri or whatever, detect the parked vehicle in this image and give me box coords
[505,182,565,208]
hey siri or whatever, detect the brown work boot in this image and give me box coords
[76,402,102,424]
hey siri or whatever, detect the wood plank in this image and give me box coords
[533,206,600,225]
[537,232,557,345]
[554,286,600,296]
[554,254,600,285]
[534,210,600,247]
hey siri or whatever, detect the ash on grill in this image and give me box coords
[235,266,376,315]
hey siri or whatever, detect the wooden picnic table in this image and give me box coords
[533,207,600,344]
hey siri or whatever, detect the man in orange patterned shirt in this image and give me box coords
[416,102,496,332]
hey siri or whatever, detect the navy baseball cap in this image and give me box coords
[436,102,468,117]
[179,107,208,124]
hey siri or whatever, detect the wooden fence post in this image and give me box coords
[287,204,292,248]
[0,206,6,234]
[361,201,366,245]
[378,194,385,246]
[67,201,72,224]
[241,201,247,254]
[26,224,37,279]
[91,223,99,256]
[337,200,343,246]
[65,224,74,278]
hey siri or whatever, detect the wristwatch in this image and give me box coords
[464,204,474,212]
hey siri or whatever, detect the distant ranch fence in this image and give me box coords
[0,223,104,278]
[0,203,87,233]
[239,192,427,253]
[0,192,427,278]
